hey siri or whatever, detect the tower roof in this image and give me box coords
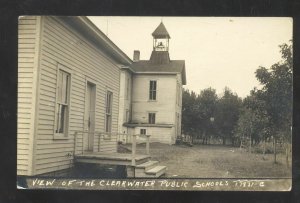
[152,22,171,39]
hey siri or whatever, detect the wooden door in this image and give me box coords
[84,82,96,151]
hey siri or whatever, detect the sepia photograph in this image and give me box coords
[17,16,292,191]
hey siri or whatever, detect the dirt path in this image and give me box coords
[134,143,291,178]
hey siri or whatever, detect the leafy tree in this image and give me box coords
[255,41,292,142]
[182,89,198,137]
[195,87,218,144]
[215,87,242,145]
[239,89,271,145]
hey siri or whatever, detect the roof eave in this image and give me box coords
[121,66,136,73]
[134,71,177,75]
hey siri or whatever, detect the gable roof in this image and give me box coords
[59,16,132,65]
[152,22,171,39]
[131,60,186,85]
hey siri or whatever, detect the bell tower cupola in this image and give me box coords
[152,22,170,51]
[150,22,171,64]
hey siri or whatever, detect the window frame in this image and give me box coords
[54,64,72,140]
[105,90,113,133]
[140,129,146,135]
[148,112,156,124]
[149,80,157,101]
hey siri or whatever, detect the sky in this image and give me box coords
[88,17,292,98]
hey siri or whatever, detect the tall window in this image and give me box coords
[148,113,156,124]
[55,70,70,136]
[149,80,157,100]
[105,91,113,132]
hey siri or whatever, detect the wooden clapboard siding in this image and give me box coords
[17,16,41,176]
[35,160,74,176]
[33,16,121,175]
[150,127,173,144]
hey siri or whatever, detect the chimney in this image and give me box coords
[133,50,140,62]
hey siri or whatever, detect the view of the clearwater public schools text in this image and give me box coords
[17,16,292,180]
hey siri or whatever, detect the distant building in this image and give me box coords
[118,22,186,144]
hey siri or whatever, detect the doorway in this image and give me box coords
[84,81,96,151]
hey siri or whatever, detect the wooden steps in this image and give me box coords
[134,160,167,178]
[75,152,151,166]
[136,160,158,170]
[145,165,167,177]
[74,152,166,178]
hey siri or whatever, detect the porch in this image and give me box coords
[75,152,151,166]
[72,132,167,177]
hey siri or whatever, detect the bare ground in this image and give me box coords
[132,143,292,178]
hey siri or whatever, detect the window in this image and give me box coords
[149,80,157,100]
[55,70,70,136]
[140,129,146,135]
[148,113,156,124]
[105,91,113,132]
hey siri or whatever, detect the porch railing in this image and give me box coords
[73,131,151,166]
[130,134,151,166]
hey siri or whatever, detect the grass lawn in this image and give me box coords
[133,142,292,178]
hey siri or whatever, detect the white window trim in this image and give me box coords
[53,64,72,140]
[105,89,113,133]
[149,80,157,101]
[148,112,156,124]
[140,128,147,135]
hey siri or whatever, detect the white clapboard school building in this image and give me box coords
[17,16,186,177]
[118,22,186,145]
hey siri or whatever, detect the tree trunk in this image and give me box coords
[240,138,242,149]
[273,137,277,164]
[249,135,252,154]
[222,137,226,145]
[263,137,266,158]
[263,138,266,156]
[286,143,289,168]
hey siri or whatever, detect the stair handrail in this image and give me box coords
[131,134,151,166]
